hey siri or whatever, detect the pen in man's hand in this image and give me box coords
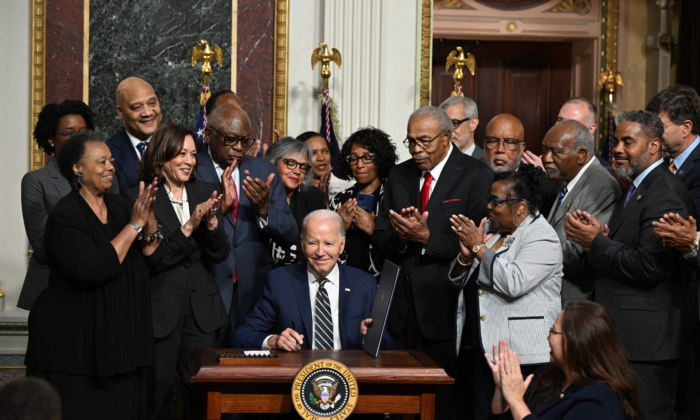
[291,319,302,348]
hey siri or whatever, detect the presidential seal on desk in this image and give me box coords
[292,359,358,419]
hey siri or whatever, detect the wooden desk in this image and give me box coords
[190,349,453,419]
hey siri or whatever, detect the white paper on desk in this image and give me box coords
[244,350,272,356]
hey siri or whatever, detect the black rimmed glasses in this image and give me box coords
[487,195,530,207]
[403,131,446,149]
[209,126,255,148]
[484,137,524,150]
[281,158,311,173]
[346,153,375,165]
[451,117,471,127]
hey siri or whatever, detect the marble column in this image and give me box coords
[89,0,233,137]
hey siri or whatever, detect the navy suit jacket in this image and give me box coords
[231,262,395,350]
[195,147,298,323]
[107,128,140,192]
[524,379,624,420]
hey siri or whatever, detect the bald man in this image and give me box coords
[106,76,162,191]
[483,113,564,218]
[195,104,298,345]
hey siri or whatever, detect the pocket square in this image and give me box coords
[442,198,462,204]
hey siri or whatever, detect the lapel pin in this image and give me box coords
[565,204,570,209]
[636,195,642,201]
[345,288,351,292]
[678,170,684,176]
[244,169,250,175]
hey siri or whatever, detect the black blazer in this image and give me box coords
[125,180,230,338]
[671,141,700,216]
[107,128,141,192]
[588,163,695,361]
[372,147,493,342]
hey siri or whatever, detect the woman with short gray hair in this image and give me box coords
[265,137,326,267]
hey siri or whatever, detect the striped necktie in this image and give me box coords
[136,141,148,158]
[314,278,334,350]
[553,186,568,215]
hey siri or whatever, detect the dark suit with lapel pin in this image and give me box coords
[587,163,695,419]
[107,128,141,192]
[18,158,118,310]
[231,262,394,350]
[373,146,492,419]
[126,180,230,420]
[548,158,621,304]
[195,146,298,344]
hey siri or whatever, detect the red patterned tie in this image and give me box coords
[420,172,434,213]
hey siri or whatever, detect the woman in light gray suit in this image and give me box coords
[18,100,116,310]
[448,163,563,420]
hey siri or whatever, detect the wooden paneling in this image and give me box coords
[432,40,572,155]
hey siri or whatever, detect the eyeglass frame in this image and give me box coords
[56,128,90,138]
[487,195,530,208]
[346,153,376,165]
[483,137,524,150]
[403,130,448,149]
[451,117,472,128]
[208,126,255,148]
[281,158,311,174]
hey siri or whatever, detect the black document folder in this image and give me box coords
[363,260,401,358]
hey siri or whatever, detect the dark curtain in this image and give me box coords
[677,0,700,91]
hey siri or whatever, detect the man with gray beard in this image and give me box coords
[541,120,620,304]
[565,110,695,420]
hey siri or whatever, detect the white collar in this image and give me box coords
[307,263,340,286]
[564,156,596,191]
[126,130,150,150]
[422,143,454,180]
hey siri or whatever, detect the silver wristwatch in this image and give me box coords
[128,221,143,233]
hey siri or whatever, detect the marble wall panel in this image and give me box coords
[46,0,84,105]
[237,0,274,143]
[89,0,233,137]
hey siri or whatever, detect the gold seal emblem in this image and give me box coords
[291,359,358,419]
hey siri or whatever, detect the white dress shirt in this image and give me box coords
[164,185,190,225]
[263,264,342,350]
[127,131,151,160]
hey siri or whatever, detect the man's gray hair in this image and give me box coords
[301,209,346,240]
[439,96,478,119]
[556,119,595,155]
[408,106,454,134]
[265,137,314,191]
[208,104,251,132]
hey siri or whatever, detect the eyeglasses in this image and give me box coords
[451,117,471,127]
[346,153,375,165]
[281,158,311,173]
[56,128,89,138]
[403,131,446,149]
[487,195,530,207]
[548,328,563,336]
[484,137,524,150]
[209,126,255,148]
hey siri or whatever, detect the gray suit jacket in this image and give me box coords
[18,158,118,310]
[449,214,563,365]
[547,158,621,305]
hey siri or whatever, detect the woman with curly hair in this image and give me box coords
[329,127,398,277]
[18,99,117,310]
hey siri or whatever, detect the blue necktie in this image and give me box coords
[553,186,568,215]
[622,183,637,208]
[314,278,334,350]
[136,141,148,158]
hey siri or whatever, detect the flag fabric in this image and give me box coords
[320,89,343,178]
[194,85,211,149]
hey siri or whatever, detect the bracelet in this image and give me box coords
[128,221,142,233]
[456,252,474,267]
[138,221,163,243]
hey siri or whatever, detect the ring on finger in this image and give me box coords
[253,192,258,197]
[345,211,351,217]
[506,371,511,375]
[457,226,463,232]
[141,201,147,205]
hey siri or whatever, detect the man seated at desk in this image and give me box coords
[232,209,394,351]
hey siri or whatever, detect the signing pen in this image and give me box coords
[291,319,302,347]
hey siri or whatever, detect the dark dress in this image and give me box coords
[25,190,153,420]
[329,184,384,278]
[269,186,326,267]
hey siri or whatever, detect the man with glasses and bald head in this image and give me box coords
[373,105,493,419]
[196,103,298,346]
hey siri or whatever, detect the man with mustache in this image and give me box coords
[373,106,493,419]
[541,120,620,305]
[196,104,298,345]
[565,110,695,420]
[107,76,163,191]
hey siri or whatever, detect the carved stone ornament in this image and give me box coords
[434,0,476,9]
[547,0,592,15]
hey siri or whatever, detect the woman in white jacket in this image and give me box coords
[448,163,563,420]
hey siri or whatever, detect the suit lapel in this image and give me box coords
[113,130,140,188]
[153,186,183,235]
[675,144,700,181]
[292,263,313,344]
[426,148,461,213]
[47,158,70,197]
[338,264,350,349]
[549,160,598,225]
[609,183,646,236]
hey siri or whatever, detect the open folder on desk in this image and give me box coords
[363,260,401,358]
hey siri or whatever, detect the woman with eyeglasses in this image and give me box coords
[485,300,641,420]
[18,100,118,310]
[448,163,563,420]
[329,127,398,277]
[265,137,326,267]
